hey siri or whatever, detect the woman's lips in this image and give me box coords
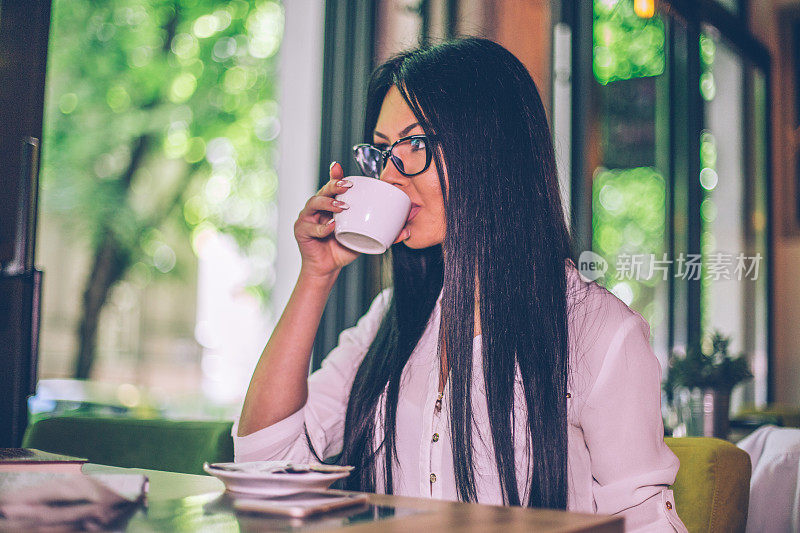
[407,205,421,223]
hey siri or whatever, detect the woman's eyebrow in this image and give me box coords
[373,122,420,141]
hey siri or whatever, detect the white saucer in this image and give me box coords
[204,462,352,497]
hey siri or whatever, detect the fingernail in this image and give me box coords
[332,200,349,209]
[329,161,338,171]
[326,218,335,225]
[336,180,353,188]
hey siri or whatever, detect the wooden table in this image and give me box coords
[83,464,623,532]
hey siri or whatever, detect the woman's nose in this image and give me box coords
[378,159,409,187]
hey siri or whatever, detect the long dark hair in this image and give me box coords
[339,37,572,510]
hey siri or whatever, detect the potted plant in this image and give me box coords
[664,332,753,439]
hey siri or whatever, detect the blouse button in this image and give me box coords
[432,433,439,442]
[566,392,571,399]
[666,501,673,510]
[430,473,437,483]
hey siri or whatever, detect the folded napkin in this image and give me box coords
[0,473,147,531]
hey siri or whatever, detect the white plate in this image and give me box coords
[203,462,352,497]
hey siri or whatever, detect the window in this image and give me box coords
[698,26,769,406]
[35,0,285,418]
[571,0,771,410]
[591,0,670,361]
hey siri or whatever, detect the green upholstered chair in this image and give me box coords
[23,415,235,475]
[665,437,751,533]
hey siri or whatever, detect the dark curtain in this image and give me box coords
[312,0,381,370]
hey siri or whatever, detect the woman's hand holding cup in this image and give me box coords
[295,161,413,281]
[295,162,361,279]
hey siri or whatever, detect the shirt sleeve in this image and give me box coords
[579,310,688,533]
[232,287,393,463]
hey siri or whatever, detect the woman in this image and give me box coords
[235,38,687,531]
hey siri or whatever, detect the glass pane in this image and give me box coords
[699,26,768,409]
[593,0,665,85]
[35,1,284,418]
[591,0,669,364]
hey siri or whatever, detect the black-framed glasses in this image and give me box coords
[352,134,432,179]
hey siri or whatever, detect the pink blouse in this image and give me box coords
[233,265,688,532]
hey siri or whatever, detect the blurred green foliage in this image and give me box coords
[699,30,718,334]
[593,0,665,85]
[592,1,667,334]
[40,0,283,376]
[699,33,717,101]
[592,167,666,327]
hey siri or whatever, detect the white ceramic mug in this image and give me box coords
[333,176,411,254]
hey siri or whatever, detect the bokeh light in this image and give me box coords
[593,0,665,84]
